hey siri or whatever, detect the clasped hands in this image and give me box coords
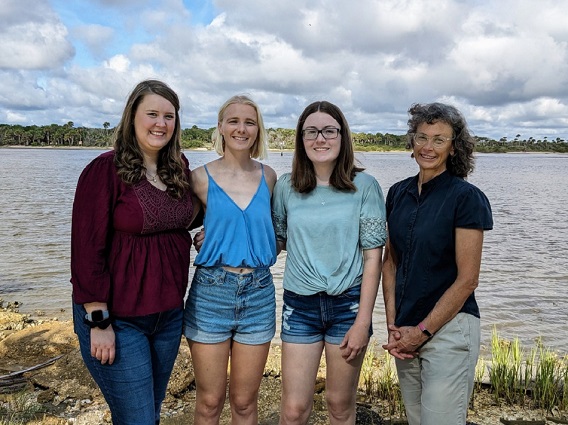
[382,324,428,360]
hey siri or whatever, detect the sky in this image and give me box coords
[1,0,568,140]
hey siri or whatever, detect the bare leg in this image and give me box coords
[188,338,231,425]
[279,341,324,425]
[227,341,271,424]
[324,342,366,425]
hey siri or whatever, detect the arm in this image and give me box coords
[381,237,414,360]
[70,156,117,364]
[340,246,382,362]
[264,165,278,195]
[189,166,208,251]
[383,228,484,354]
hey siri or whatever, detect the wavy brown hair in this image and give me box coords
[113,79,190,199]
[291,100,363,193]
[406,102,476,178]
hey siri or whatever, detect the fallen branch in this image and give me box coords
[0,355,63,388]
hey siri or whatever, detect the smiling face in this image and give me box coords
[218,103,259,155]
[133,94,176,157]
[413,121,455,178]
[302,111,341,167]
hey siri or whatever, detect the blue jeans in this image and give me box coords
[395,313,480,425]
[280,285,372,344]
[73,303,183,425]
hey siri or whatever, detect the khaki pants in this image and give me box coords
[395,313,480,425]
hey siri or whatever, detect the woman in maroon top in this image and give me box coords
[71,79,199,425]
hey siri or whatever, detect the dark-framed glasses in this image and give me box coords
[302,126,340,140]
[413,133,453,148]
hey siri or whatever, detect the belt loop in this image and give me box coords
[218,267,226,284]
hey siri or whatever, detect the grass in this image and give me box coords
[356,330,567,418]
[0,391,46,425]
[2,333,567,423]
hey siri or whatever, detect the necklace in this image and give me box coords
[146,171,158,183]
[315,187,326,206]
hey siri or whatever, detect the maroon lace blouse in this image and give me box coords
[70,150,195,317]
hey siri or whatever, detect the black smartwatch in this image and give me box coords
[84,309,112,329]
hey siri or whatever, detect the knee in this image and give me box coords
[280,400,312,425]
[229,391,257,418]
[326,392,355,422]
[196,392,226,419]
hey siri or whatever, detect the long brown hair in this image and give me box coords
[291,100,363,193]
[113,79,190,199]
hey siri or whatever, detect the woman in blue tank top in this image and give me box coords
[183,95,277,424]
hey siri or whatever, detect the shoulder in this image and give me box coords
[449,175,488,198]
[262,163,277,189]
[447,175,492,210]
[354,171,380,188]
[390,175,414,193]
[81,150,116,176]
[92,150,116,166]
[276,172,292,186]
[190,164,208,187]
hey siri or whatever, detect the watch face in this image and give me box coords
[91,310,104,322]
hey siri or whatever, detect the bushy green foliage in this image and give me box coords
[1,123,568,153]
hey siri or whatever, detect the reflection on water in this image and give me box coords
[0,148,567,354]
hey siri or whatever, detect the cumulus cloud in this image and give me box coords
[0,0,74,70]
[0,0,567,140]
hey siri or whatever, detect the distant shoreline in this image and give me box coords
[2,145,565,155]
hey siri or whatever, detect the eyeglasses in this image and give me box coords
[302,127,340,140]
[413,133,453,148]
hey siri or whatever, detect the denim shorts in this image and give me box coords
[183,266,276,345]
[280,284,372,345]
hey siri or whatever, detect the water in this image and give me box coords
[1,148,567,355]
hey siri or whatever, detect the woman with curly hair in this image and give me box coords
[71,79,199,425]
[382,102,493,425]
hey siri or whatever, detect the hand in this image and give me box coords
[382,324,421,360]
[90,326,116,365]
[339,322,369,362]
[193,228,205,251]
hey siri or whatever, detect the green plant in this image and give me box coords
[533,341,561,411]
[0,391,45,424]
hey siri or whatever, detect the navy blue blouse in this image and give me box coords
[386,171,493,327]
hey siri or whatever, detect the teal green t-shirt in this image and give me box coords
[272,172,387,295]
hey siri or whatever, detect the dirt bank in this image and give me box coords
[0,305,562,425]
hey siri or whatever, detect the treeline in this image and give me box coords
[1,123,567,153]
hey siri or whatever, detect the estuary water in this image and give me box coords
[0,148,566,354]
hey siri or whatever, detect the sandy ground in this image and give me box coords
[0,306,564,425]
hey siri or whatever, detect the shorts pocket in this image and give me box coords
[253,269,273,288]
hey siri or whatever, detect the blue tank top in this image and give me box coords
[194,164,277,268]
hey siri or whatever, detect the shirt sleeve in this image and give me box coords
[359,174,387,249]
[271,173,290,242]
[70,154,119,304]
[456,184,493,230]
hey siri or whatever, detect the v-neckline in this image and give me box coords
[205,165,263,211]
